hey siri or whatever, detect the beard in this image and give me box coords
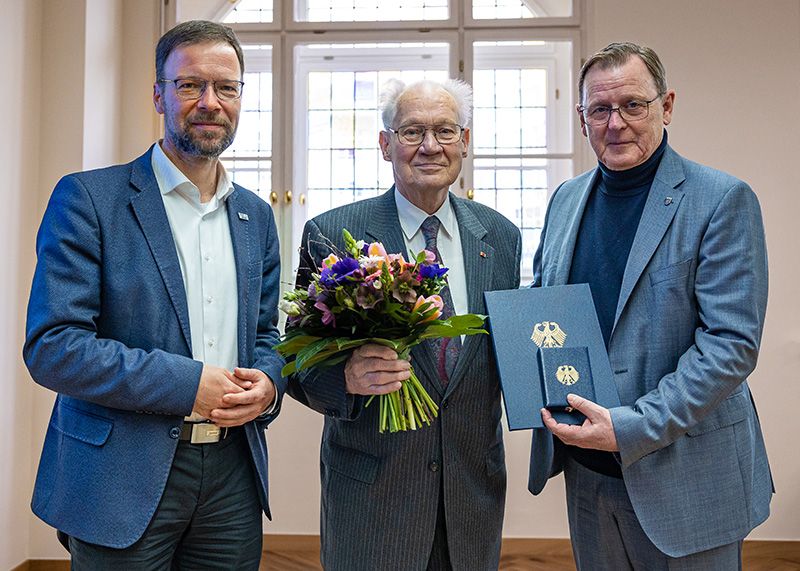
[165,111,236,159]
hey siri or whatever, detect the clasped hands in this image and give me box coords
[542,393,619,452]
[192,365,276,427]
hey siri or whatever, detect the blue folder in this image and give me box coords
[484,284,620,430]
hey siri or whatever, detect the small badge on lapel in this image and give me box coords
[664,197,673,206]
[238,212,249,221]
[479,251,487,258]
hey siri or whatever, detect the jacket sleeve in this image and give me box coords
[23,174,202,416]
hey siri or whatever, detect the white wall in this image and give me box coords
[17,0,800,561]
[0,1,42,568]
[581,0,800,541]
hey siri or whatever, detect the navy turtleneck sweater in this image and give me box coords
[566,133,668,478]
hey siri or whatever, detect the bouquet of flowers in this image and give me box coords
[276,229,486,433]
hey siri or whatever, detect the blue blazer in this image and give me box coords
[528,146,773,557]
[23,146,286,548]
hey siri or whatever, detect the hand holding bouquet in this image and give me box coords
[277,229,486,433]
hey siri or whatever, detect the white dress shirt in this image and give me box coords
[394,189,469,318]
[152,143,239,421]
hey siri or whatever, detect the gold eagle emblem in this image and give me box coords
[531,321,567,348]
[556,365,580,386]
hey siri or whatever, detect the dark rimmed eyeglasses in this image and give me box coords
[578,94,664,125]
[387,124,464,146]
[158,77,244,101]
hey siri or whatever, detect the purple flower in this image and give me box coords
[314,300,336,326]
[319,256,361,287]
[419,263,448,279]
[356,283,383,309]
[391,269,418,304]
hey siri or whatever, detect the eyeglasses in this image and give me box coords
[387,124,464,146]
[578,94,663,126]
[158,77,244,101]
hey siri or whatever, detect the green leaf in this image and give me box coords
[275,333,322,356]
[343,228,358,256]
[295,338,338,371]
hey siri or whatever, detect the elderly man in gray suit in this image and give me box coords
[528,42,772,569]
[289,78,521,570]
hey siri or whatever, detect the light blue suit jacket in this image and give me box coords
[528,145,773,557]
[23,146,286,548]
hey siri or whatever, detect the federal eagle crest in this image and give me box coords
[531,321,567,348]
[556,365,580,386]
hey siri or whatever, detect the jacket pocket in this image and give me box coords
[687,391,749,437]
[649,257,694,286]
[486,441,506,476]
[322,440,380,484]
[51,402,113,446]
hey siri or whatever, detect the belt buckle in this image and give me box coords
[191,423,221,444]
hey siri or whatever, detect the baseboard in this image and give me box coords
[15,562,68,571]
[16,537,800,570]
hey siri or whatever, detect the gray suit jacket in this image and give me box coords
[528,145,773,557]
[288,188,521,570]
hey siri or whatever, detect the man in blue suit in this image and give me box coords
[529,42,772,569]
[24,20,285,568]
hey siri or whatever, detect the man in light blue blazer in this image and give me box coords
[24,21,285,568]
[529,42,772,569]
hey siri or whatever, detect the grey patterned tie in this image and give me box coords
[420,215,461,385]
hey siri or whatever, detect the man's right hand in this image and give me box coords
[192,364,249,417]
[344,344,411,396]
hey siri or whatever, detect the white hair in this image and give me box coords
[380,78,473,129]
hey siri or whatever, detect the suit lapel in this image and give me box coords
[445,196,493,395]
[129,147,193,352]
[554,170,600,285]
[365,187,407,257]
[226,188,251,365]
[613,147,686,332]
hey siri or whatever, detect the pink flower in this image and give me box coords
[322,253,340,269]
[368,242,389,260]
[412,294,443,323]
[423,249,436,264]
[314,300,336,326]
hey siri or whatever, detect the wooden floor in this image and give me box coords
[20,538,800,570]
[260,537,800,570]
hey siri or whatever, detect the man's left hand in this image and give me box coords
[542,394,619,451]
[210,367,276,427]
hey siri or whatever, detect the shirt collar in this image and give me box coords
[394,187,456,242]
[151,142,235,210]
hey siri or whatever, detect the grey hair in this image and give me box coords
[380,78,473,129]
[578,42,667,104]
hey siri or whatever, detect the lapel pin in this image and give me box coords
[480,251,487,258]
[664,197,673,206]
[238,212,249,221]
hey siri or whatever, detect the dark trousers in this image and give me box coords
[69,427,263,570]
[426,480,452,571]
[564,456,743,571]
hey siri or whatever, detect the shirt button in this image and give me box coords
[203,254,211,261]
[441,399,449,409]
[207,338,216,347]
[169,427,181,439]
[429,461,440,473]
[206,295,214,303]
